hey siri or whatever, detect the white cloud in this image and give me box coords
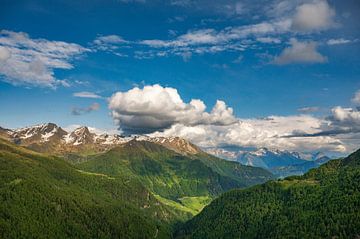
[107,84,356,153]
[352,90,360,105]
[137,20,291,58]
[108,84,237,133]
[150,115,346,153]
[291,0,336,32]
[330,106,360,125]
[0,46,11,61]
[93,35,128,52]
[327,38,352,45]
[141,20,290,48]
[0,30,89,88]
[73,91,103,99]
[273,38,327,65]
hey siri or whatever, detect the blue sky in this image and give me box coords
[0,0,359,154]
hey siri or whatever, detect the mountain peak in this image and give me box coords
[65,126,94,145]
[138,136,202,155]
[12,122,66,143]
[2,123,202,155]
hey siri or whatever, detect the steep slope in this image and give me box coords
[0,138,186,239]
[78,140,273,216]
[177,149,360,239]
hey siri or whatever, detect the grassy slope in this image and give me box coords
[0,139,181,239]
[177,149,360,239]
[78,140,273,219]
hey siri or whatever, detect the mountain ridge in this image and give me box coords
[176,149,360,239]
[2,123,203,156]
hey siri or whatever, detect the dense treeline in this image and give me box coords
[177,149,360,239]
[0,139,173,238]
[79,140,272,211]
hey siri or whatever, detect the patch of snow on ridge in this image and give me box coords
[41,127,58,142]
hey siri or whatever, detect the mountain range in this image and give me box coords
[1,122,359,238]
[1,123,332,178]
[0,123,203,156]
[206,147,331,177]
[0,123,273,238]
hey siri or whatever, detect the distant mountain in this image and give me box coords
[176,149,360,239]
[206,147,331,177]
[3,123,203,156]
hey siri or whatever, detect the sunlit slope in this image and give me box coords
[0,138,176,239]
[78,140,273,216]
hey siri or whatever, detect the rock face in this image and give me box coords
[2,123,202,155]
[12,123,68,145]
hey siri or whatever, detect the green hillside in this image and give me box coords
[78,140,273,217]
[0,137,273,238]
[177,149,360,239]
[0,138,179,239]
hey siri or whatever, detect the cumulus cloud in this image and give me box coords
[273,38,327,65]
[291,0,336,32]
[107,84,356,153]
[108,84,237,134]
[150,115,346,153]
[0,30,89,88]
[71,103,100,116]
[73,91,103,99]
[328,106,360,127]
[286,106,360,152]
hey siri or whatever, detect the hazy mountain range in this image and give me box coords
[206,147,332,177]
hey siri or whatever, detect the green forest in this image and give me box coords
[0,138,271,238]
[176,149,360,239]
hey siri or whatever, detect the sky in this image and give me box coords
[0,0,359,155]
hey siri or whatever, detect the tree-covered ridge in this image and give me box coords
[78,140,273,215]
[0,138,178,238]
[0,137,273,238]
[177,149,360,239]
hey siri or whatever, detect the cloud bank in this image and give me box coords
[109,84,360,153]
[0,30,89,88]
